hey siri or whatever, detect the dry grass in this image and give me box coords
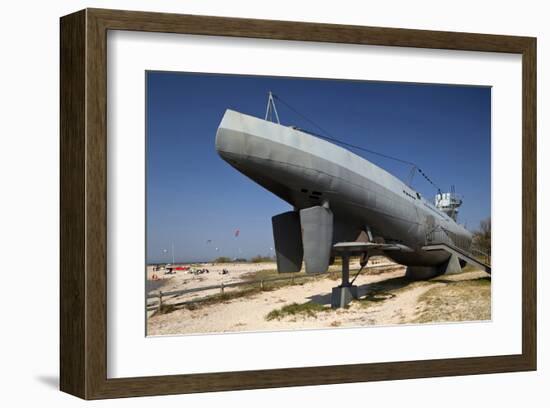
[181,286,263,311]
[356,276,429,307]
[241,268,283,281]
[165,279,306,312]
[413,277,491,323]
[266,302,328,321]
[152,303,177,316]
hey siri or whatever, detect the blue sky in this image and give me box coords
[146,72,491,263]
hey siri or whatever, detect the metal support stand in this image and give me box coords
[331,243,370,309]
[341,253,350,286]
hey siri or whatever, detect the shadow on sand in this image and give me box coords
[306,276,416,306]
[429,276,491,285]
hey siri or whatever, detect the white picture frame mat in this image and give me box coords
[107,30,522,378]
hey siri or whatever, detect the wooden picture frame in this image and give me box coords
[60,8,536,399]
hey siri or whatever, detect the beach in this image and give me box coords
[146,259,490,336]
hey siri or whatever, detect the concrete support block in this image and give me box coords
[331,285,358,308]
[440,253,462,275]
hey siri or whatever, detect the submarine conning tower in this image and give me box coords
[434,185,463,221]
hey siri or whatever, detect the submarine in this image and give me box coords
[215,100,488,280]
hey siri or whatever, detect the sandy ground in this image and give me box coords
[147,262,278,294]
[145,259,388,308]
[146,262,282,318]
[147,262,490,336]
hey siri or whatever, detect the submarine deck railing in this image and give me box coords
[422,242,491,274]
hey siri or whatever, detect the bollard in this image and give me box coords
[260,280,264,290]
